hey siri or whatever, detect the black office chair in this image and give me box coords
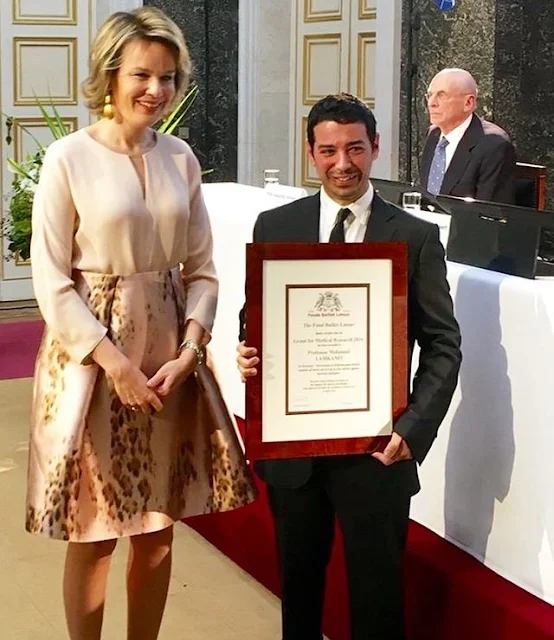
[514,162,547,209]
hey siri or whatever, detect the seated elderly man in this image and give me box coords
[420,68,516,204]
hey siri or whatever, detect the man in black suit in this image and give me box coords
[237,93,462,640]
[420,68,516,203]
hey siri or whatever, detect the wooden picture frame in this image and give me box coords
[245,242,408,460]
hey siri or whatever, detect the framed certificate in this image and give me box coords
[245,242,408,460]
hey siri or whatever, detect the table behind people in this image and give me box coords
[372,178,554,278]
[411,259,554,606]
[201,180,554,607]
[200,183,287,418]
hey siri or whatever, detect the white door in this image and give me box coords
[0,0,142,302]
[292,0,402,188]
[0,0,91,301]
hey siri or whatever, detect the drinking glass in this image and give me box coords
[263,169,280,188]
[402,191,422,212]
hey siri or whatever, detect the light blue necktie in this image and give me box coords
[427,137,449,196]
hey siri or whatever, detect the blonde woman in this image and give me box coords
[26,7,256,639]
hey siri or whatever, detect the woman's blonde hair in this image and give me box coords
[82,6,191,115]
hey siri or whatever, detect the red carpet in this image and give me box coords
[0,320,43,380]
[187,420,554,640]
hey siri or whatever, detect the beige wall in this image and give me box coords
[238,0,293,187]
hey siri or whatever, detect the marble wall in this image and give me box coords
[145,0,239,181]
[400,0,554,208]
[494,0,554,208]
[399,0,497,183]
[140,0,294,187]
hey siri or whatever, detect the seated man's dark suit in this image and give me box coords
[239,190,461,640]
[420,113,516,204]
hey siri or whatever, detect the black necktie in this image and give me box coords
[329,208,351,243]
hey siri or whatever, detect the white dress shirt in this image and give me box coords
[442,114,473,171]
[319,183,374,243]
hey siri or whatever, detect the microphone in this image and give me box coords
[432,0,456,9]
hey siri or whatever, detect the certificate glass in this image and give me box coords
[286,283,370,415]
[245,243,407,460]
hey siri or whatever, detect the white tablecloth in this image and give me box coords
[202,182,554,605]
[201,183,281,419]
[411,262,554,605]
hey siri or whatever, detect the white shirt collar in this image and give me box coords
[320,182,373,224]
[319,183,374,243]
[442,113,473,148]
[440,114,473,170]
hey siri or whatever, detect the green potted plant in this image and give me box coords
[2,85,200,261]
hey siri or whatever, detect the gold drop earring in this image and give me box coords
[102,95,114,119]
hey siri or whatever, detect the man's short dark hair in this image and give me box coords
[307,93,377,150]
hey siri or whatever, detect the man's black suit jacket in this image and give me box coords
[419,114,516,204]
[240,191,462,494]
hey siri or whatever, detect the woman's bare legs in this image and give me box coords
[63,538,118,640]
[126,525,174,640]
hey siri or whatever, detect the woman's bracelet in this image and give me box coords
[178,338,205,367]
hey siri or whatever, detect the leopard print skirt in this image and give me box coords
[26,268,257,542]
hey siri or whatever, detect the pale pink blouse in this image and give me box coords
[30,128,218,364]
